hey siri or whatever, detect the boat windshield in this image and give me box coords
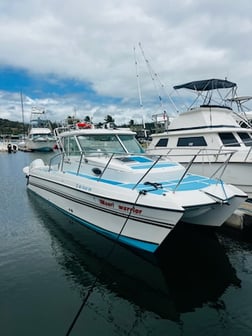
[118,134,144,153]
[30,118,49,128]
[77,134,144,154]
[30,134,52,139]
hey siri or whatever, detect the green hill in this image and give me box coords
[0,118,28,138]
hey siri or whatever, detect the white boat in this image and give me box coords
[18,107,56,152]
[23,123,247,253]
[147,79,252,198]
[0,141,18,152]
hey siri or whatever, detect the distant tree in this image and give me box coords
[0,118,29,137]
[84,116,91,122]
[129,119,134,127]
[104,115,114,123]
[51,121,59,129]
[97,122,103,128]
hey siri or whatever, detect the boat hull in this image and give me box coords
[181,193,246,225]
[27,174,184,253]
[19,140,55,152]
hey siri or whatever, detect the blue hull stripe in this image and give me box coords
[68,211,159,253]
[30,189,159,253]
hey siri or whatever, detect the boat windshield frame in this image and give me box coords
[63,133,145,156]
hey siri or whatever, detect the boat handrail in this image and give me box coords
[53,126,70,152]
[210,152,235,180]
[244,146,252,161]
[154,147,236,159]
[151,147,239,181]
[217,140,252,161]
[132,155,162,190]
[152,145,251,162]
[97,153,115,181]
[173,151,200,193]
[77,152,85,175]
[47,148,240,193]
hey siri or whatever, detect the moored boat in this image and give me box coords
[147,79,252,198]
[23,123,247,253]
[0,141,18,152]
[18,107,56,152]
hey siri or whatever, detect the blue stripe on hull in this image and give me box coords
[29,189,159,253]
[70,212,159,253]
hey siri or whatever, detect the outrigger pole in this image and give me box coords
[138,42,178,114]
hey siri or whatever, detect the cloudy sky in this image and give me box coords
[1,0,252,125]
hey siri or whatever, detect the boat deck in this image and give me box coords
[66,170,222,194]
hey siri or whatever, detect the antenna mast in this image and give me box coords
[138,42,178,114]
[138,42,163,109]
[20,91,26,139]
[134,45,147,137]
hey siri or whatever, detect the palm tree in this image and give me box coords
[84,116,91,122]
[104,115,114,123]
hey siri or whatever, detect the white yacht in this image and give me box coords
[18,107,56,152]
[147,79,252,198]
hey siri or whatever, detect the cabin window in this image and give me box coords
[177,136,207,146]
[238,132,252,146]
[78,134,125,154]
[218,133,240,147]
[155,138,168,147]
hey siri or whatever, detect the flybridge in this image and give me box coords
[173,78,238,109]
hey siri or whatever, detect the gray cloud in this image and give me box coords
[0,0,252,124]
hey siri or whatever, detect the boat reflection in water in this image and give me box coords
[28,192,240,322]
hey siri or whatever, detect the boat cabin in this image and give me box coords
[148,79,252,153]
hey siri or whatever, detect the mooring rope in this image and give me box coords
[65,191,143,336]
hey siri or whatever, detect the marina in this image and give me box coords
[1,2,252,334]
[1,150,252,335]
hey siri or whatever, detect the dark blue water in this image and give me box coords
[1,151,252,336]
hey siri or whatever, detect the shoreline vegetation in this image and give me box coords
[0,113,167,143]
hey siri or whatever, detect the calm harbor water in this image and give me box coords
[1,151,252,336]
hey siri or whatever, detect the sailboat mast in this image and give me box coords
[20,91,25,139]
